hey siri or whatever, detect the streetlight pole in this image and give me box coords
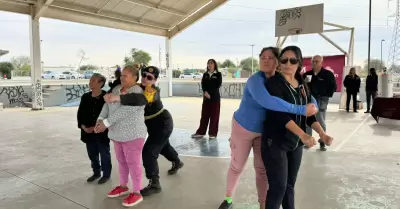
[381,39,385,68]
[367,0,372,71]
[251,44,255,74]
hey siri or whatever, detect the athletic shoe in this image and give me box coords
[209,135,217,139]
[122,193,143,207]
[107,186,130,198]
[218,200,233,209]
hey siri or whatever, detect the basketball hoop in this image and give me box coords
[288,28,302,42]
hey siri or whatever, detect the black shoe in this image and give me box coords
[98,176,110,184]
[140,178,162,196]
[364,110,370,113]
[354,110,358,113]
[346,109,349,113]
[168,161,184,175]
[318,139,327,151]
[87,174,101,183]
[218,200,233,209]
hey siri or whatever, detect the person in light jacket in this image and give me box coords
[95,65,147,207]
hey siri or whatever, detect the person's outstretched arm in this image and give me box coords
[247,74,317,116]
[119,92,148,106]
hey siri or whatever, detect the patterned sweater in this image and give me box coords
[98,84,147,142]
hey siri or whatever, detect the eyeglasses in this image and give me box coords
[141,72,154,81]
[280,57,299,65]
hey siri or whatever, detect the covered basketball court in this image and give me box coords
[0,0,227,110]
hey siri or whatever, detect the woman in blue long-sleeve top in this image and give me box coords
[218,47,318,209]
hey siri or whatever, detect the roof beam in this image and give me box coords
[169,0,227,38]
[50,2,170,29]
[122,0,187,16]
[0,0,31,14]
[44,7,168,37]
[34,0,55,20]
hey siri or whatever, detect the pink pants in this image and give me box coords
[225,119,268,203]
[113,138,145,193]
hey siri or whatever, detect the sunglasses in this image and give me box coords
[141,72,154,81]
[280,57,299,65]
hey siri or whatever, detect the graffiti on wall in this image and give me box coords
[0,86,28,105]
[32,79,43,109]
[197,83,245,98]
[65,85,90,102]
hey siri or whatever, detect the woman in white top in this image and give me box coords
[95,64,147,207]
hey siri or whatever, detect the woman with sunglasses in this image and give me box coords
[218,47,318,209]
[262,46,333,209]
[104,66,183,197]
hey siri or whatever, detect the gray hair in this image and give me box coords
[91,73,106,88]
[312,55,323,62]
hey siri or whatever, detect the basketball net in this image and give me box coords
[291,35,299,42]
[288,28,301,43]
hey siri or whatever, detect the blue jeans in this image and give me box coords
[86,134,112,177]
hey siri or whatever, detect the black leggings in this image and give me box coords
[261,139,303,209]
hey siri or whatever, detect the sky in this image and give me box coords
[0,0,396,69]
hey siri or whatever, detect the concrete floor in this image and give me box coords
[1,97,400,209]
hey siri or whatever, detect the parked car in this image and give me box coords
[64,71,84,79]
[41,71,67,79]
[83,70,100,79]
[179,73,202,79]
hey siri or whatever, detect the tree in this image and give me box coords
[79,64,98,72]
[217,61,223,68]
[240,57,259,72]
[124,48,152,66]
[221,59,236,68]
[362,59,385,76]
[0,62,14,79]
[173,70,181,78]
[10,56,30,76]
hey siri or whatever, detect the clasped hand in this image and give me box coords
[94,120,106,133]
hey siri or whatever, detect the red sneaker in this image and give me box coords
[107,186,130,198]
[122,193,143,207]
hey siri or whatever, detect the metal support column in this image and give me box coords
[165,37,172,97]
[29,6,44,110]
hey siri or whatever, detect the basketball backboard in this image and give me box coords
[275,3,324,37]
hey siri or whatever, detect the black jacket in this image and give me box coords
[343,74,361,93]
[365,74,378,91]
[108,79,121,93]
[303,68,337,98]
[77,91,109,143]
[263,73,317,151]
[201,71,222,102]
[119,84,164,117]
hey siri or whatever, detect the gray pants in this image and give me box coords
[306,97,328,146]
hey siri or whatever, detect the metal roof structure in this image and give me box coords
[0,0,227,38]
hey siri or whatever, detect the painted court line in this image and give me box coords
[333,116,370,152]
